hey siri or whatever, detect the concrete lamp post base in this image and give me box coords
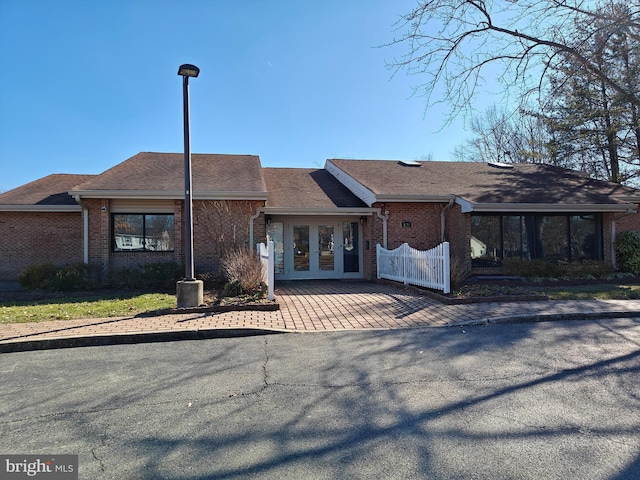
[176,280,204,308]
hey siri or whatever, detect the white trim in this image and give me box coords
[261,207,376,216]
[82,206,89,264]
[456,198,638,214]
[0,205,82,212]
[325,160,377,206]
[376,194,455,203]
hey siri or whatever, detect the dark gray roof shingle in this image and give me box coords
[263,168,367,208]
[0,174,95,205]
[327,159,640,205]
[72,152,266,195]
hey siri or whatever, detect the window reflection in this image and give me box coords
[471,214,601,266]
[113,214,174,252]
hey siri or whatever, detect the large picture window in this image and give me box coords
[112,214,175,252]
[471,213,602,267]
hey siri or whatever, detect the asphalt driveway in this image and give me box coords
[1,319,639,479]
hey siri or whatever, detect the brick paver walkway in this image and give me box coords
[1,280,640,350]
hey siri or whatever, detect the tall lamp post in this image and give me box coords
[176,63,203,308]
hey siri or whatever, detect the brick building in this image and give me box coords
[1,152,639,282]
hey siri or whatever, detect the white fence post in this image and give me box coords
[257,242,275,301]
[442,242,450,294]
[267,240,274,300]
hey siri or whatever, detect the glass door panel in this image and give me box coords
[293,225,310,271]
[318,225,335,271]
[266,221,284,274]
[343,222,359,272]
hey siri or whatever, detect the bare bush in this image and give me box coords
[221,247,266,297]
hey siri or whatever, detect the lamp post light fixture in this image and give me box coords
[176,63,203,308]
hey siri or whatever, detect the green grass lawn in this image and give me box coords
[536,283,640,300]
[0,292,176,324]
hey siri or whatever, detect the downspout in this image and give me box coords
[376,208,390,248]
[611,208,636,268]
[440,197,455,243]
[249,209,262,247]
[74,195,89,264]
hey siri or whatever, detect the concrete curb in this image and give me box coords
[2,311,640,353]
[453,310,640,327]
[0,328,287,353]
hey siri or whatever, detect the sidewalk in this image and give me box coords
[1,280,639,352]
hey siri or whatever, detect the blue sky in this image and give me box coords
[0,0,472,192]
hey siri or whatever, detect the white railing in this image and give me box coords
[257,241,275,300]
[377,242,450,294]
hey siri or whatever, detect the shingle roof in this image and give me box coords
[71,152,267,198]
[327,159,640,206]
[263,168,368,209]
[0,174,95,206]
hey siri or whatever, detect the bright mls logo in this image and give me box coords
[1,455,78,479]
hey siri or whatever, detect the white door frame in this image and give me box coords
[271,216,363,280]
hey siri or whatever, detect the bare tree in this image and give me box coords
[388,0,640,122]
[452,104,551,163]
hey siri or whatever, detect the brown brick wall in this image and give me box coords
[192,199,264,276]
[363,202,467,280]
[0,211,83,280]
[83,199,264,282]
[383,203,443,250]
[616,207,640,233]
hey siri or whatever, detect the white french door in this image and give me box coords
[268,217,361,280]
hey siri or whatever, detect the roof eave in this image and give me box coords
[324,160,377,206]
[375,194,456,204]
[70,190,268,201]
[457,199,638,214]
[0,204,82,212]
[261,207,377,216]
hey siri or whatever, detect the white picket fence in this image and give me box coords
[377,242,450,294]
[257,241,275,300]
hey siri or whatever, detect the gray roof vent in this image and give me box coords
[398,160,422,167]
[488,162,514,169]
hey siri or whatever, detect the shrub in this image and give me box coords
[18,263,98,291]
[18,263,56,290]
[49,263,99,291]
[196,272,222,290]
[502,259,562,278]
[616,230,640,275]
[562,261,614,279]
[112,262,181,290]
[449,255,471,288]
[221,247,266,298]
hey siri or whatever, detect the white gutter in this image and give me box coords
[260,207,375,216]
[73,195,89,264]
[0,205,82,212]
[249,209,262,247]
[375,194,455,203]
[456,199,638,214]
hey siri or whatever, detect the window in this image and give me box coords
[112,214,175,252]
[266,221,284,274]
[471,213,602,267]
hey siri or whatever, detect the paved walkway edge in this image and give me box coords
[0,328,288,353]
[3,310,639,353]
[457,310,640,327]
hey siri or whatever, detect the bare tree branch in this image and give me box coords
[387,0,640,122]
